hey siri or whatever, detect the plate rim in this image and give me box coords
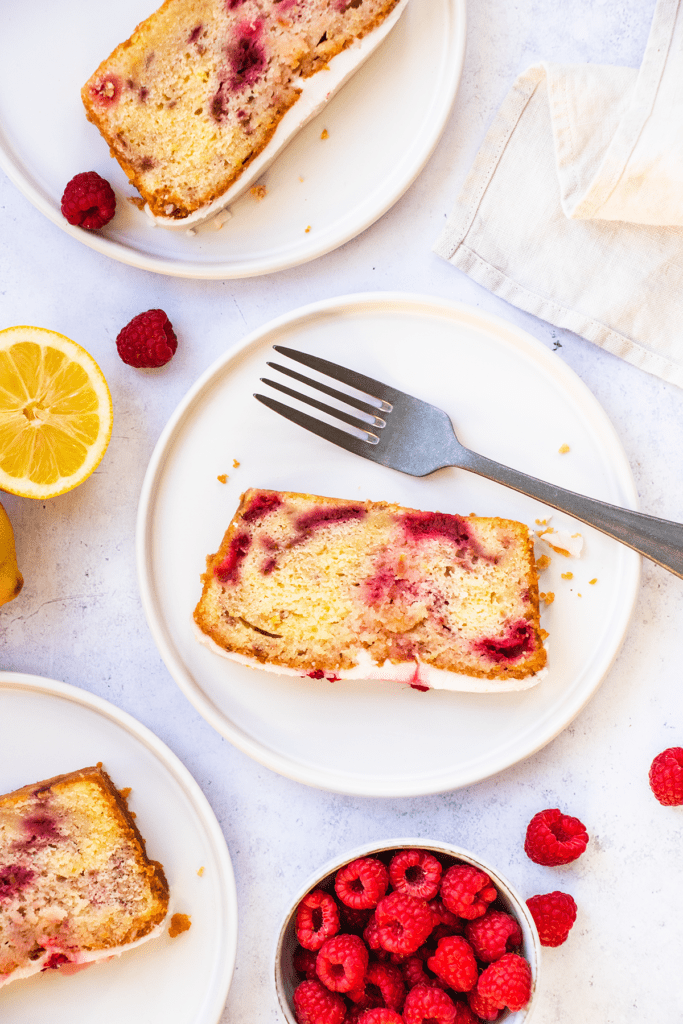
[0,0,466,280]
[136,291,641,796]
[0,670,238,1024]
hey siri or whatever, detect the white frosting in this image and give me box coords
[0,917,167,990]
[144,0,411,230]
[194,621,548,693]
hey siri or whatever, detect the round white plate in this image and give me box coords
[137,293,640,796]
[0,0,465,279]
[0,672,237,1024]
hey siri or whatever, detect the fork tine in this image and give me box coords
[272,346,397,409]
[254,395,380,457]
[266,361,384,418]
[260,378,386,430]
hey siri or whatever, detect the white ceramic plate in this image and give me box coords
[137,293,640,796]
[0,672,237,1024]
[0,0,465,279]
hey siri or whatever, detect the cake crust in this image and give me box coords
[194,489,547,686]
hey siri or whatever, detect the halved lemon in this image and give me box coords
[0,326,113,499]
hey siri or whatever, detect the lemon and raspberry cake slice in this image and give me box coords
[193,489,547,691]
[82,0,409,226]
[0,765,169,988]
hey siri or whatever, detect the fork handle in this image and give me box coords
[459,448,683,578]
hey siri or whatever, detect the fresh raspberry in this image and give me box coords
[427,936,478,992]
[440,865,497,920]
[451,1003,479,1024]
[464,911,522,962]
[60,171,116,229]
[340,904,373,935]
[296,890,341,951]
[476,953,532,1013]
[648,747,683,806]
[293,979,346,1024]
[526,891,577,947]
[467,987,501,1021]
[335,858,389,910]
[524,808,589,866]
[389,849,442,901]
[357,1010,404,1024]
[403,983,458,1024]
[294,946,319,980]
[375,892,435,956]
[429,899,463,933]
[363,962,405,1010]
[363,914,383,952]
[402,955,446,990]
[116,309,178,368]
[316,933,369,993]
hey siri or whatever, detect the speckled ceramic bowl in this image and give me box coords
[274,838,541,1024]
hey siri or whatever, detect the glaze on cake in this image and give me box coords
[0,765,169,988]
[193,490,547,691]
[81,0,409,226]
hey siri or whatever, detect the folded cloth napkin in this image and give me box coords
[434,0,683,388]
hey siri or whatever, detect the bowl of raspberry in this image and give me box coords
[274,839,540,1024]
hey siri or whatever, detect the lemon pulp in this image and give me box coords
[0,327,113,499]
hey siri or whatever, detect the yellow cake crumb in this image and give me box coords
[321,128,329,139]
[232,459,240,468]
[558,443,571,454]
[305,225,311,233]
[197,866,205,877]
[168,913,192,938]
[540,591,555,604]
[217,474,228,484]
[561,572,573,580]
[250,186,267,201]
[589,578,598,585]
[536,554,551,570]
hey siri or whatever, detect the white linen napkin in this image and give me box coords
[434,0,683,388]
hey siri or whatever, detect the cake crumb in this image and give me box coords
[197,866,205,877]
[540,591,555,604]
[128,196,146,211]
[217,474,228,484]
[119,787,132,799]
[250,185,267,201]
[232,459,240,468]
[320,128,329,139]
[299,176,305,182]
[169,913,192,938]
[589,578,598,585]
[561,571,573,580]
[540,628,549,640]
[305,225,311,233]
[558,443,571,454]
[536,554,551,571]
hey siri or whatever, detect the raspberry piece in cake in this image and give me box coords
[440,865,497,920]
[526,891,577,947]
[524,808,589,866]
[316,933,369,993]
[293,979,346,1024]
[464,911,522,962]
[389,849,442,901]
[335,857,389,910]
[296,890,341,951]
[61,171,116,229]
[374,892,434,956]
[194,490,547,691]
[0,765,168,989]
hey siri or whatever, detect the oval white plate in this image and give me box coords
[0,672,237,1024]
[0,0,465,279]
[137,293,640,796]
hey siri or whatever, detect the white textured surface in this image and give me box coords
[1,0,682,1021]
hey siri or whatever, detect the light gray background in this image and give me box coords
[2,0,682,1020]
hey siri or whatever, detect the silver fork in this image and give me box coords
[255,345,683,579]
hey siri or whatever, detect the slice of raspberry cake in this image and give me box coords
[0,765,169,988]
[82,0,409,226]
[193,490,547,691]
